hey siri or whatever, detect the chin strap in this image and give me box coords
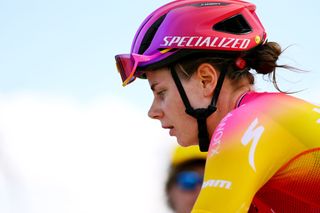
[170,65,227,152]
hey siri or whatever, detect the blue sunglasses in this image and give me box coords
[176,171,203,191]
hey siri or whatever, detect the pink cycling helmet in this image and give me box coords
[115,0,267,86]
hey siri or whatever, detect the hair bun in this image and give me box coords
[246,41,282,74]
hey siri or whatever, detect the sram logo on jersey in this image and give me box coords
[202,179,232,190]
[160,36,251,49]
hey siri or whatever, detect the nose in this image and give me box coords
[148,99,163,120]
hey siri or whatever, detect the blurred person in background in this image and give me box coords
[165,145,206,213]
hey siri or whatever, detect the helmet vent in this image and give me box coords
[138,14,167,54]
[213,14,252,34]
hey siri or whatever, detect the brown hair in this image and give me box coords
[174,41,293,92]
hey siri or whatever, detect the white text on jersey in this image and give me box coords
[209,113,233,157]
[202,179,232,190]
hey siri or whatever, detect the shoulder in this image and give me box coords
[233,92,317,123]
[209,92,320,156]
[238,91,316,112]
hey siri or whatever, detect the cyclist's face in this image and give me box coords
[146,68,207,146]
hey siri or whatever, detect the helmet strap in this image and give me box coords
[170,66,227,152]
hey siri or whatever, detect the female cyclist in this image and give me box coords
[115,0,320,212]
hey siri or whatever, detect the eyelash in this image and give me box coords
[157,90,166,98]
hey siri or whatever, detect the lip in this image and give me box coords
[162,125,175,136]
[162,124,172,129]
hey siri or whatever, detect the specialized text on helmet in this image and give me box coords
[160,36,251,49]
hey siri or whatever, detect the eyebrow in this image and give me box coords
[150,82,159,91]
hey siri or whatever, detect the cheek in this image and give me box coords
[170,187,199,210]
[182,80,207,109]
[176,117,199,146]
[163,89,185,113]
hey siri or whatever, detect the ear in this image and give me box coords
[196,63,218,97]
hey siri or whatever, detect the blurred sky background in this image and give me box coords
[0,0,319,212]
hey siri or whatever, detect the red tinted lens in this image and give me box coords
[115,54,135,83]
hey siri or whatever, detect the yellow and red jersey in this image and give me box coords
[192,92,320,213]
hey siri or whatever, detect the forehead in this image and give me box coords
[145,67,172,86]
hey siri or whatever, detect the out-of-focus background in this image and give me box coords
[0,0,319,212]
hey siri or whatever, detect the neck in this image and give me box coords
[206,79,253,138]
[232,85,253,108]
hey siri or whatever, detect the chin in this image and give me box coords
[176,137,197,147]
[176,138,186,147]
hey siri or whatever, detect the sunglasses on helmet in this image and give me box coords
[115,49,171,86]
[176,171,203,191]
